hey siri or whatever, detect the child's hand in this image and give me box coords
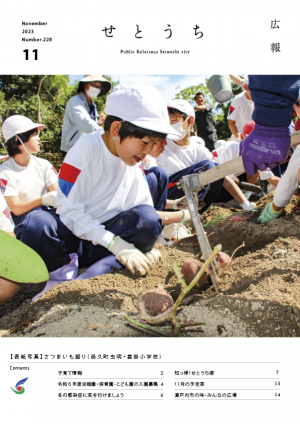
[108,236,152,276]
[42,191,57,207]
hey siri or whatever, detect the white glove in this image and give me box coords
[145,248,162,265]
[108,236,152,276]
[181,210,194,228]
[42,191,57,207]
[242,201,256,211]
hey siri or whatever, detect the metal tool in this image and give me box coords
[180,130,300,293]
[182,175,220,293]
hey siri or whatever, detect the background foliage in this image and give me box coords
[175,80,242,140]
[0,75,117,153]
[0,75,242,154]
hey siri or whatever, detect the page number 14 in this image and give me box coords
[23,49,38,60]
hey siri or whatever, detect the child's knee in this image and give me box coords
[128,205,162,250]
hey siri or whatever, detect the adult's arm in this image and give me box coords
[67,100,100,134]
[249,75,300,127]
[273,147,300,208]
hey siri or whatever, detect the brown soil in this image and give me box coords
[2,191,300,338]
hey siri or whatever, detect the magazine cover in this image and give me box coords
[1,0,300,422]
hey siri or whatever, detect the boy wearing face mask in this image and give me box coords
[60,75,112,157]
[155,99,224,211]
[156,99,256,212]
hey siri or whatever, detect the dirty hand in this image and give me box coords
[173,193,201,210]
[258,202,283,224]
[42,191,57,207]
[98,112,106,125]
[108,236,152,276]
[145,248,162,265]
[240,124,290,175]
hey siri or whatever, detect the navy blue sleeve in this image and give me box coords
[249,75,300,127]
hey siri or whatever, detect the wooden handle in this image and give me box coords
[195,130,300,190]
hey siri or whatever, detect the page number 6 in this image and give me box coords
[23,49,38,60]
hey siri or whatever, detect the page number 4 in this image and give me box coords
[23,49,38,60]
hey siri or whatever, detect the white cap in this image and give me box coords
[104,84,180,139]
[80,75,111,96]
[2,115,45,142]
[214,139,227,149]
[167,99,195,119]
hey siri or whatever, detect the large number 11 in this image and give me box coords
[23,49,38,60]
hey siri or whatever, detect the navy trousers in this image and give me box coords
[167,160,224,212]
[144,166,169,211]
[14,205,162,272]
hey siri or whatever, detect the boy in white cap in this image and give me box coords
[0,115,58,228]
[155,99,255,211]
[61,75,112,157]
[156,99,223,210]
[16,84,180,277]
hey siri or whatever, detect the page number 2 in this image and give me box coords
[23,49,38,60]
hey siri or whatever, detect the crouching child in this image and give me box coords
[16,84,180,276]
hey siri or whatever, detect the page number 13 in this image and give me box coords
[23,49,38,60]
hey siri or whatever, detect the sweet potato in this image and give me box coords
[181,258,210,290]
[216,252,232,266]
[141,288,174,317]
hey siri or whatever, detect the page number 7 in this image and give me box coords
[23,49,38,60]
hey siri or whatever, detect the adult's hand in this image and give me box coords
[240,124,290,175]
[258,202,283,224]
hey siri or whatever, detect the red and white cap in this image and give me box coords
[2,115,45,142]
[167,99,195,119]
[105,84,180,139]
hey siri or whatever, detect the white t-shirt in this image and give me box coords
[156,138,213,177]
[0,192,14,232]
[212,141,274,181]
[0,155,58,204]
[274,147,300,208]
[190,136,205,146]
[227,92,254,134]
[56,131,153,249]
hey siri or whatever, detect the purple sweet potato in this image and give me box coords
[181,258,210,290]
[141,288,174,317]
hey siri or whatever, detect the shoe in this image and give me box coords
[161,223,192,242]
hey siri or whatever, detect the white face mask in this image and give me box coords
[86,86,101,98]
[171,117,189,141]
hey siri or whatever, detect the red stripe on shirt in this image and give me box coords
[3,206,10,218]
[168,182,178,189]
[212,150,218,158]
[59,163,81,184]
[51,166,58,175]
[230,106,235,112]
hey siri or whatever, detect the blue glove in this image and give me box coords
[240,124,291,175]
[258,202,283,224]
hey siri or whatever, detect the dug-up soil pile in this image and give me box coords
[2,192,300,338]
